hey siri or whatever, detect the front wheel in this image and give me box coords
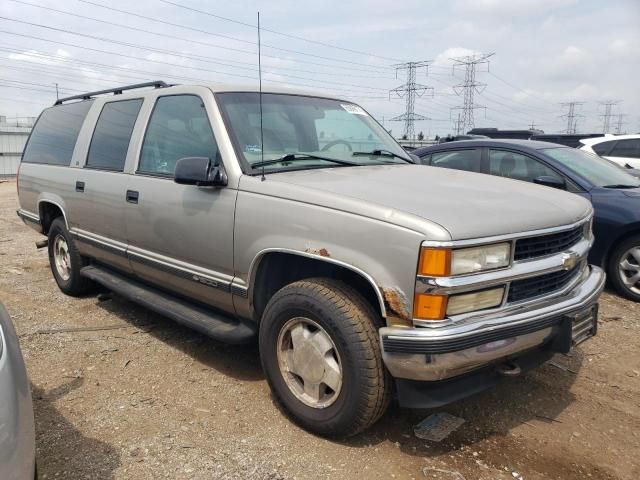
[259,278,390,437]
[608,235,640,302]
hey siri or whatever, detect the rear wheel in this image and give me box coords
[608,234,640,302]
[47,217,94,296]
[259,278,390,437]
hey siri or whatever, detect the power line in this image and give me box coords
[156,0,405,63]
[77,0,393,71]
[6,0,394,80]
[389,61,433,140]
[0,18,392,92]
[450,53,494,133]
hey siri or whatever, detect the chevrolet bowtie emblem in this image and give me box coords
[561,251,580,270]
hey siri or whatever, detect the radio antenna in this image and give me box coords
[258,11,265,181]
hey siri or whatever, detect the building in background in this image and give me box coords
[0,116,35,177]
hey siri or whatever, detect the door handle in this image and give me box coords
[75,181,85,193]
[126,190,139,204]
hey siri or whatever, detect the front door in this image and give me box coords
[124,94,237,314]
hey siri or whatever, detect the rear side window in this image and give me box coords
[429,149,481,172]
[592,140,616,156]
[608,139,640,159]
[87,99,143,171]
[22,101,93,166]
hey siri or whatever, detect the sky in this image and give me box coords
[1,0,639,137]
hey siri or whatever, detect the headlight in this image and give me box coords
[447,287,505,315]
[419,242,511,277]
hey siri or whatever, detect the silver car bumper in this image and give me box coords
[379,265,605,381]
[0,304,36,480]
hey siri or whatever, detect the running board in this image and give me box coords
[80,265,256,344]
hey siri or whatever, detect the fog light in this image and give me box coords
[446,287,505,316]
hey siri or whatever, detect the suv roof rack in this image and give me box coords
[54,80,171,105]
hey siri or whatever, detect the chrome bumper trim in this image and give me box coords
[379,265,605,381]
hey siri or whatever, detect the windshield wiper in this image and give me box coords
[602,184,640,189]
[251,152,361,169]
[352,149,413,163]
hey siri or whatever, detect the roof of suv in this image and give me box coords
[413,138,565,156]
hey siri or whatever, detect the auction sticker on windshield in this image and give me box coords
[341,104,367,115]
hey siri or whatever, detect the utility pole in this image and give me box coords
[389,61,433,141]
[449,52,494,134]
[529,121,537,130]
[600,100,620,133]
[614,114,627,135]
[54,83,59,100]
[559,102,584,134]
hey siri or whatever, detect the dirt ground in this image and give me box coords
[1,179,638,480]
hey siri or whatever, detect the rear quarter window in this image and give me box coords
[592,140,616,156]
[22,101,94,166]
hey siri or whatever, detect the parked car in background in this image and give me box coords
[17,82,604,436]
[0,303,36,480]
[438,134,488,143]
[580,134,640,169]
[414,139,640,301]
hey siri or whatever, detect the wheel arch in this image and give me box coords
[37,199,68,235]
[248,249,387,323]
[602,224,640,270]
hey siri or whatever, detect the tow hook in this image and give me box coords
[35,239,48,249]
[497,360,521,377]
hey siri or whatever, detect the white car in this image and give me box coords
[580,134,640,169]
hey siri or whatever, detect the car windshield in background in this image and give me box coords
[216,92,411,172]
[542,148,640,188]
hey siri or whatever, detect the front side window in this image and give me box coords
[139,95,218,175]
[488,149,562,183]
[542,147,640,188]
[429,149,481,172]
[608,139,640,159]
[87,99,143,171]
[22,100,94,166]
[216,92,411,173]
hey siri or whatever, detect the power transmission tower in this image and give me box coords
[614,114,627,134]
[600,100,620,133]
[449,52,494,134]
[454,112,464,135]
[559,102,584,134]
[529,121,537,130]
[389,61,433,140]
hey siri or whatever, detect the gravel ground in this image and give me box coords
[1,179,639,480]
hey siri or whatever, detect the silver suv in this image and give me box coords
[17,81,605,436]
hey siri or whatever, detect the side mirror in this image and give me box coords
[533,175,566,190]
[174,157,227,187]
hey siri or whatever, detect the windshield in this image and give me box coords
[216,92,411,173]
[542,147,640,188]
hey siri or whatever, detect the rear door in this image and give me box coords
[67,97,144,273]
[124,92,237,314]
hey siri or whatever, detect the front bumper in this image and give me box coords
[379,265,605,382]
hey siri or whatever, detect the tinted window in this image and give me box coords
[22,101,93,166]
[429,149,480,172]
[87,99,143,171]
[592,140,616,156]
[139,95,218,175]
[609,139,640,159]
[488,150,562,183]
[542,148,640,188]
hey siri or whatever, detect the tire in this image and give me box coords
[259,278,390,437]
[607,234,640,302]
[47,217,94,296]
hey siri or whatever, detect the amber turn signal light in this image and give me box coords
[414,293,448,321]
[418,248,451,277]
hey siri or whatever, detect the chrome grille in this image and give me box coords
[514,225,584,261]
[508,264,582,303]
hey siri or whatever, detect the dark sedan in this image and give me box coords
[413,139,640,302]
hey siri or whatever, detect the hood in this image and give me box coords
[245,165,592,240]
